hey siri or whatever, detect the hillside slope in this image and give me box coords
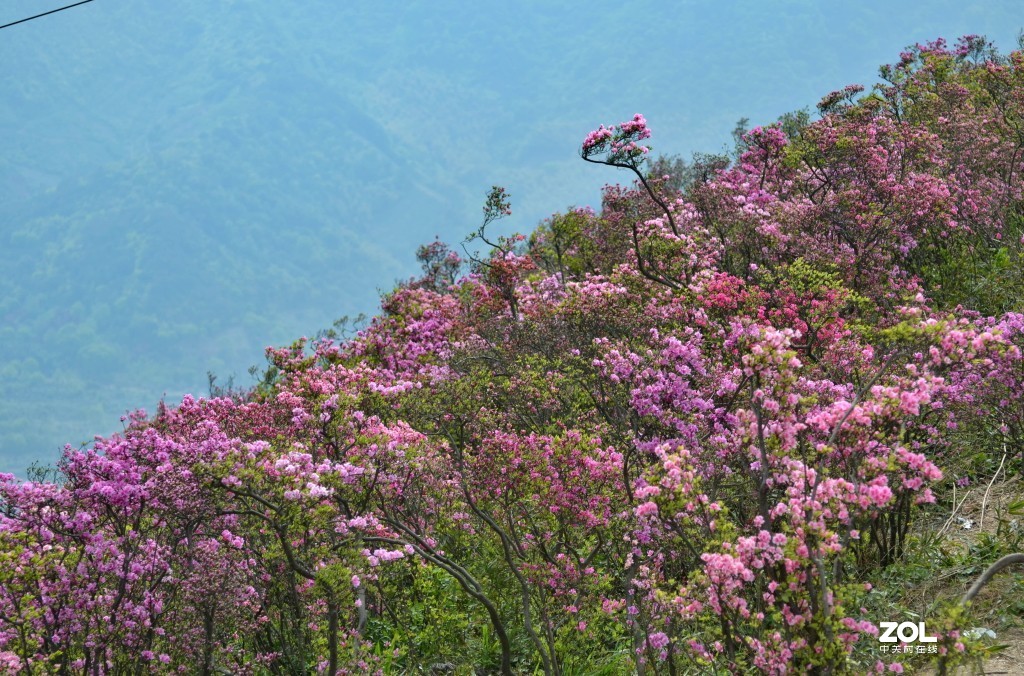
[1,35,1024,674]
[2,1,1022,477]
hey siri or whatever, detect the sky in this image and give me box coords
[0,1,1022,476]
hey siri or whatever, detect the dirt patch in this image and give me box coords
[911,471,1024,674]
[916,627,1024,674]
[984,627,1024,675]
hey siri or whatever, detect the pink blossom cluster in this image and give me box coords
[581,114,652,166]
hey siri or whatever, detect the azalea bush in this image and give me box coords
[3,35,1024,674]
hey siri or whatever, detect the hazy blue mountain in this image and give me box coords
[1,1,1021,476]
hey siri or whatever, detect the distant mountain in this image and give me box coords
[1,0,1021,475]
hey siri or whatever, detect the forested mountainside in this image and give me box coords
[3,36,1024,674]
[2,1,1023,477]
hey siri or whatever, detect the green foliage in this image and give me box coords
[913,212,1024,315]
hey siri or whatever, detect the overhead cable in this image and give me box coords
[1,0,96,31]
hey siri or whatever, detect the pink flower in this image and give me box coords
[635,501,659,517]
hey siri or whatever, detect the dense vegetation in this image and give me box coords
[4,35,1024,674]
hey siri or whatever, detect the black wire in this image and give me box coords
[0,0,96,31]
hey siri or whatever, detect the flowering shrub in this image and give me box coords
[2,36,1024,674]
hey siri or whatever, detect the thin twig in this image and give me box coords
[979,445,1008,531]
[937,489,972,539]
